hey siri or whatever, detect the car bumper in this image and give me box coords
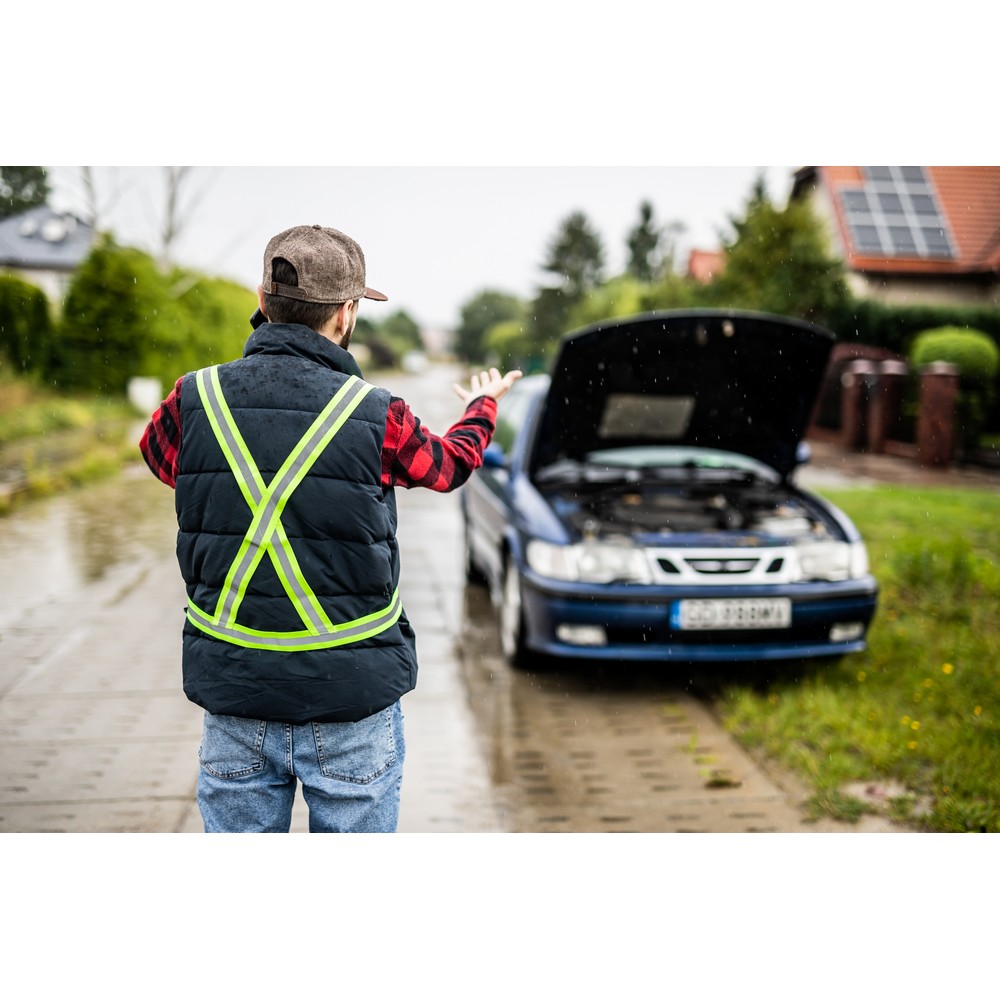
[519,573,879,663]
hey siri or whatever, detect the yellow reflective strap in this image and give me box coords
[219,375,372,627]
[197,367,335,633]
[193,366,382,648]
[186,590,403,651]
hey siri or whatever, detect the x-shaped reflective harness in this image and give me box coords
[185,366,402,651]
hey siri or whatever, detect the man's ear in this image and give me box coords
[256,285,268,317]
[336,299,354,334]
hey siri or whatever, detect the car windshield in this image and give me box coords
[534,446,780,485]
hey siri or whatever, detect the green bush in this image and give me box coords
[170,274,257,379]
[54,237,178,393]
[0,273,54,376]
[826,299,1000,356]
[52,238,256,396]
[909,326,999,381]
[909,327,999,453]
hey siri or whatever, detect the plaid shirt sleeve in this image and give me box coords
[138,378,498,493]
[382,394,497,491]
[139,376,184,489]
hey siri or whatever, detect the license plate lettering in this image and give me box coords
[673,598,791,630]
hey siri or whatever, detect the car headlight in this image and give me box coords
[849,541,869,579]
[795,540,870,581]
[526,539,652,584]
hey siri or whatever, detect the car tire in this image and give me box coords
[499,552,535,670]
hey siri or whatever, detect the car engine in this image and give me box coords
[548,480,836,542]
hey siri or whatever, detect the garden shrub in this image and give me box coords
[52,239,256,396]
[54,237,177,393]
[909,326,999,379]
[0,273,54,377]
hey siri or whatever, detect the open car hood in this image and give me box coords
[531,310,836,480]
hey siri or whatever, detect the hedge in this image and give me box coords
[0,273,55,377]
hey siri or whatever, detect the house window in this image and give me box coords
[839,166,956,260]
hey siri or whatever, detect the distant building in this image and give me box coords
[686,248,725,283]
[0,205,95,302]
[790,166,1000,308]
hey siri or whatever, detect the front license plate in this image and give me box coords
[671,598,792,630]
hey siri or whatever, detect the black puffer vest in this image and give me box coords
[175,323,418,723]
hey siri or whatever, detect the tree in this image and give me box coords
[453,289,524,363]
[378,309,423,353]
[484,317,536,371]
[568,275,647,330]
[625,201,659,282]
[0,167,49,219]
[708,174,850,324]
[80,166,129,233]
[55,237,177,393]
[625,200,688,282]
[0,273,54,375]
[529,210,606,357]
[159,166,218,268]
[541,210,605,298]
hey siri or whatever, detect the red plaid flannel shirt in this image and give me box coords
[139,375,497,492]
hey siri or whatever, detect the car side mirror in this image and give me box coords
[795,441,812,466]
[482,443,508,469]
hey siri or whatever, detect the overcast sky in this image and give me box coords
[45,165,795,330]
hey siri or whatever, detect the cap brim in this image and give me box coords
[364,287,388,302]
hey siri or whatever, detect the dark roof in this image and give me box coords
[792,166,1000,277]
[0,205,95,272]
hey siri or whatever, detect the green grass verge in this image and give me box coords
[0,375,142,515]
[716,485,1000,832]
[0,381,135,445]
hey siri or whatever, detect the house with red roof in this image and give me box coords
[789,166,1000,308]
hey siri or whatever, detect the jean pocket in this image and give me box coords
[199,715,267,779]
[313,704,399,784]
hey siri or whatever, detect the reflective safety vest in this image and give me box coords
[185,364,403,652]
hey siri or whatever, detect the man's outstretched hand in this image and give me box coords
[453,367,523,405]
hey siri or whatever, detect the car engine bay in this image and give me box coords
[545,478,839,543]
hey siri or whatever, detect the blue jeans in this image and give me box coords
[197,701,405,833]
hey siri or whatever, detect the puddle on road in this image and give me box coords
[0,466,177,628]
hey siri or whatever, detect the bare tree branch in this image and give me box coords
[160,166,220,268]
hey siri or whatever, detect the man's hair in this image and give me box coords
[262,257,343,330]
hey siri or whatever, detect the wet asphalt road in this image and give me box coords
[0,362,890,833]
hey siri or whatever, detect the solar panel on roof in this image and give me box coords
[839,166,955,260]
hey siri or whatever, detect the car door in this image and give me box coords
[463,379,537,594]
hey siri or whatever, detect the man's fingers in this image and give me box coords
[456,367,524,404]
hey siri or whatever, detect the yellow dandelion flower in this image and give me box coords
[923,679,934,688]
[901,716,911,726]
[768,694,778,705]
[942,663,954,675]
[911,720,921,731]
[868,711,878,722]
[857,672,866,683]
[974,706,983,717]
[943,786,950,794]
[913,693,922,703]
[908,741,918,750]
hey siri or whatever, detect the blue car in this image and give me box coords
[461,309,878,668]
